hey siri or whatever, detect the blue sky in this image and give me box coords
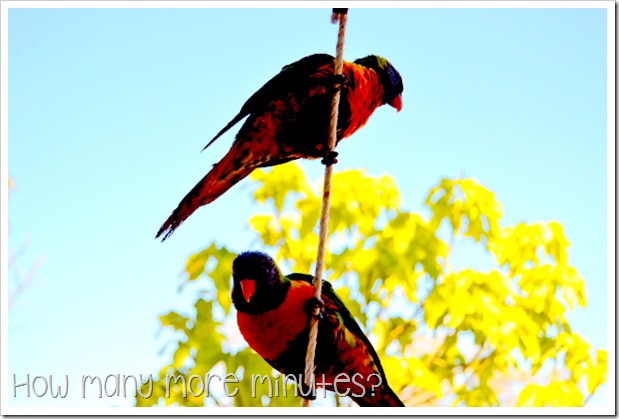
[4,3,612,410]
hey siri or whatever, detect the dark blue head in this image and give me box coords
[354,55,404,111]
[231,251,288,314]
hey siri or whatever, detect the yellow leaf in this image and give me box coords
[586,350,607,395]
[185,248,211,281]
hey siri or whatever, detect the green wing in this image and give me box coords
[203,53,334,151]
[285,272,388,380]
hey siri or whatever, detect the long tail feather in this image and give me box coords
[156,142,259,241]
[201,112,246,152]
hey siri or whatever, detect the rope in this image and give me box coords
[301,8,348,407]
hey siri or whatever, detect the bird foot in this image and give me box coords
[321,150,339,166]
[332,73,349,91]
[304,296,325,319]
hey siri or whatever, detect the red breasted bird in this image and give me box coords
[231,251,405,407]
[156,53,403,241]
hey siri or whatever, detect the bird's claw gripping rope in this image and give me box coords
[304,296,325,319]
[321,150,339,166]
[332,73,349,91]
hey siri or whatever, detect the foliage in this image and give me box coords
[137,162,606,407]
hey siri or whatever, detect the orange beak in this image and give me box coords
[389,94,403,112]
[239,279,256,303]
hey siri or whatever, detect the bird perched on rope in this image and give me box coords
[231,251,405,407]
[156,53,403,241]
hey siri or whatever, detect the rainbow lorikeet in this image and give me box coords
[156,53,403,241]
[231,251,405,407]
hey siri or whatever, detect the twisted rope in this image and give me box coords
[302,8,348,407]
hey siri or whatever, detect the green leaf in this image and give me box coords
[185,246,213,281]
[159,311,188,331]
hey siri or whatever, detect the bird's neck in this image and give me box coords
[340,64,385,139]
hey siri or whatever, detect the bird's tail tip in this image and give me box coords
[383,387,405,407]
[155,217,180,242]
[155,230,172,243]
[155,227,172,242]
[356,385,405,407]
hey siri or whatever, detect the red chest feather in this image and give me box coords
[237,281,314,361]
[341,64,384,139]
[308,62,384,140]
